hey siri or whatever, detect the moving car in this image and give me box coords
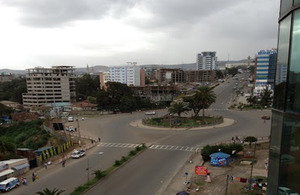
[68,116,74,122]
[71,149,86,159]
[145,111,156,115]
[0,177,20,192]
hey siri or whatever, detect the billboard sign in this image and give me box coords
[195,166,207,175]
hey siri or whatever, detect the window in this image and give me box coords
[278,116,300,193]
[286,10,300,113]
[273,15,291,110]
[280,0,293,17]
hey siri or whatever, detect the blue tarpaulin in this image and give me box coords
[210,152,230,166]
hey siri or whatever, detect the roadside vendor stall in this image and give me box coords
[210,152,230,166]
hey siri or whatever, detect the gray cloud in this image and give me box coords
[2,0,139,27]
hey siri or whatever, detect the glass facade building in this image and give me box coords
[255,49,277,86]
[268,1,300,194]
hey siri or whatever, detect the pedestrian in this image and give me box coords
[44,162,48,169]
[62,160,65,167]
[32,172,35,182]
[98,137,101,142]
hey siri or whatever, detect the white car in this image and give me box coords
[145,111,156,115]
[68,116,74,122]
[71,149,85,159]
[65,126,76,132]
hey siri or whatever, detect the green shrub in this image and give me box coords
[121,156,128,163]
[129,150,137,156]
[201,143,244,161]
[93,170,106,179]
[114,160,121,166]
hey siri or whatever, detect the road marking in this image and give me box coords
[97,142,200,152]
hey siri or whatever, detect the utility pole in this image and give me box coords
[225,175,229,195]
[249,142,257,190]
[77,114,81,146]
[87,158,89,182]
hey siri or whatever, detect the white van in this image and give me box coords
[68,116,74,122]
[0,177,20,192]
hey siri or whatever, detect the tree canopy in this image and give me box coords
[75,74,100,101]
[0,78,27,104]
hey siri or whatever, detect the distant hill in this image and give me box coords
[0,59,249,75]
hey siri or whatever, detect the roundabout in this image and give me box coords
[130,117,236,131]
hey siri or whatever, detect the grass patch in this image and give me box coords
[143,116,223,128]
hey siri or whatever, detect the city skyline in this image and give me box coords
[0,0,279,70]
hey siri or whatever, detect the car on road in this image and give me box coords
[68,116,74,122]
[0,177,20,192]
[71,149,86,159]
[145,111,156,115]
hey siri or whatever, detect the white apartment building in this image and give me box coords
[196,51,218,70]
[22,66,76,107]
[109,65,141,86]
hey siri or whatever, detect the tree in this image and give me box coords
[247,95,258,105]
[36,188,64,195]
[244,136,257,148]
[75,74,99,101]
[194,86,216,117]
[168,101,189,117]
[0,137,16,157]
[0,78,27,104]
[259,86,273,107]
[216,70,224,79]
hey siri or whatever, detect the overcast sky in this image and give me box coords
[0,0,279,70]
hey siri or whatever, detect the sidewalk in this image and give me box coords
[17,136,98,187]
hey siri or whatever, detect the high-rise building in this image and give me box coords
[22,66,76,107]
[268,1,300,194]
[254,49,277,87]
[196,51,217,70]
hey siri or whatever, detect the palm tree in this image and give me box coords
[194,86,216,117]
[36,188,64,195]
[169,101,189,117]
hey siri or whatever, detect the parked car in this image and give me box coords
[65,125,76,132]
[0,177,20,192]
[278,187,299,195]
[71,149,86,159]
[145,111,156,115]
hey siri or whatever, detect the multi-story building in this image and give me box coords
[0,72,14,82]
[99,71,110,89]
[268,1,300,194]
[155,68,185,85]
[196,51,217,70]
[100,64,145,88]
[22,66,76,107]
[184,70,216,83]
[254,49,277,87]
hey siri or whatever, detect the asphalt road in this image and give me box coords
[84,74,271,195]
[9,73,271,195]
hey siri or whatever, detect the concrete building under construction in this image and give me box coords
[22,66,76,107]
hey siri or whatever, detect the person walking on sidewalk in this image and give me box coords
[62,160,66,167]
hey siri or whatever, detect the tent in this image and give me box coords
[210,151,230,166]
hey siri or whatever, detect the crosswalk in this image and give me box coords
[97,142,143,148]
[97,142,200,153]
[149,144,200,152]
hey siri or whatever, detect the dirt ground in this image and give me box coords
[165,142,269,195]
